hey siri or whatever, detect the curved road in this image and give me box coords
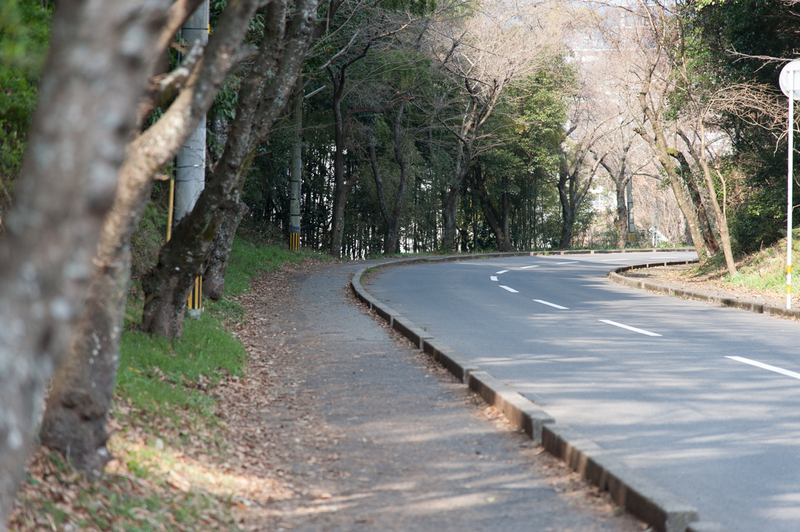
[367,252,800,532]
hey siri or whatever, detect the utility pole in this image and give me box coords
[289,85,302,251]
[173,0,209,317]
[652,210,660,248]
[626,172,635,246]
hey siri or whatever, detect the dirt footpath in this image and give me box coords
[219,261,647,532]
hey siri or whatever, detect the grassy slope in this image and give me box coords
[690,228,800,297]
[11,239,322,532]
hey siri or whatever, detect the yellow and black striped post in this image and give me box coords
[188,274,203,314]
[168,175,203,316]
[289,231,300,251]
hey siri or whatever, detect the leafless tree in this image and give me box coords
[589,0,734,268]
[421,0,566,251]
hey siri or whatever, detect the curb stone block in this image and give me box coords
[372,302,401,326]
[467,370,554,442]
[422,339,479,383]
[542,424,699,532]
[392,315,433,349]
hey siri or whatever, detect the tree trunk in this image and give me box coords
[683,127,737,276]
[328,65,348,258]
[473,164,514,251]
[675,151,719,254]
[39,252,130,476]
[37,0,259,473]
[0,0,171,520]
[636,76,707,257]
[141,0,319,338]
[557,164,575,250]
[386,105,411,255]
[700,160,737,276]
[369,103,411,256]
[326,46,371,258]
[204,196,248,300]
[559,208,574,250]
[616,184,628,249]
[442,187,460,252]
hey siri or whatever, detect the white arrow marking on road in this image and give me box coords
[499,285,519,293]
[599,319,662,337]
[496,270,508,274]
[490,276,498,282]
[519,265,540,269]
[726,356,800,382]
[534,299,569,310]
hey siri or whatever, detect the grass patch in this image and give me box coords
[12,238,325,532]
[223,237,321,297]
[682,229,800,298]
[117,310,246,421]
[118,239,321,421]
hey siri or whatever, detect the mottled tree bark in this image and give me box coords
[680,128,737,276]
[0,0,170,523]
[38,0,260,475]
[203,196,248,300]
[599,142,633,250]
[557,149,603,250]
[671,149,719,254]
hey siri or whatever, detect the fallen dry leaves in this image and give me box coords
[622,263,789,310]
[10,257,655,532]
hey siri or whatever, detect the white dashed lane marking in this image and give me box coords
[534,299,569,310]
[727,356,800,382]
[599,319,662,337]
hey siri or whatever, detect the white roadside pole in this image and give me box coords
[780,60,800,310]
[173,0,209,318]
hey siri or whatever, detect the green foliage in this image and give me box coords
[685,0,800,254]
[0,0,51,205]
[0,0,51,73]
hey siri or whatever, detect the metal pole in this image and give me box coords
[787,79,794,310]
[289,86,302,251]
[626,174,634,245]
[175,0,209,317]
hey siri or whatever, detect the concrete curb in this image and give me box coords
[542,424,699,532]
[610,261,800,321]
[468,370,554,442]
[351,249,705,532]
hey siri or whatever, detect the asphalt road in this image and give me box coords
[367,251,800,532]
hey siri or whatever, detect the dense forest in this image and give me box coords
[3,1,798,261]
[1,0,800,525]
